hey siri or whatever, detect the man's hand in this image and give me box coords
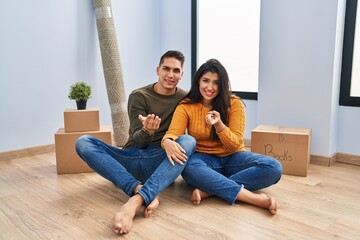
[138,114,161,133]
[162,138,187,166]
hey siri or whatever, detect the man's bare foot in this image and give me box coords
[113,194,143,234]
[191,188,211,205]
[144,196,160,218]
[134,184,142,193]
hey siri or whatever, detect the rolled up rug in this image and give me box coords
[93,0,129,146]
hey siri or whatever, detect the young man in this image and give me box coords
[75,50,196,234]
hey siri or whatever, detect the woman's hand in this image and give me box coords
[205,110,225,132]
[162,138,187,166]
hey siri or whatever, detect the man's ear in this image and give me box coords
[156,66,160,76]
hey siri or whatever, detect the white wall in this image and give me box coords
[0,0,161,152]
[258,0,356,157]
[1,0,80,151]
[338,106,360,155]
[0,0,359,157]
[158,0,192,91]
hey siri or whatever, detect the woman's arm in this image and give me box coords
[162,104,189,165]
[216,98,245,152]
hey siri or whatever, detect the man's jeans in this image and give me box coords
[75,134,196,206]
[181,151,283,204]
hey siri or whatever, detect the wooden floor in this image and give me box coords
[0,152,360,240]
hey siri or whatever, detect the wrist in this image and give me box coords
[161,137,173,148]
[141,127,153,135]
[215,123,226,133]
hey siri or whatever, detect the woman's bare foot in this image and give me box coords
[113,194,143,234]
[237,189,278,215]
[264,194,277,215]
[144,196,159,218]
[252,193,277,215]
[191,188,211,205]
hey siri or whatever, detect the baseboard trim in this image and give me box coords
[310,154,337,167]
[337,152,360,166]
[0,144,55,162]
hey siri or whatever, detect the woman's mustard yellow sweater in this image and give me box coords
[163,98,246,157]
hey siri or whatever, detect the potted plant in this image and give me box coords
[68,81,92,110]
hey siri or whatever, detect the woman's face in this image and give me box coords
[199,71,219,107]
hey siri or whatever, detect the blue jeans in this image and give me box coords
[181,151,282,204]
[75,134,196,206]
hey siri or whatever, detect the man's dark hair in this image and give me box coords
[159,50,185,67]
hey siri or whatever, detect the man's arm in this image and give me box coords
[127,92,156,148]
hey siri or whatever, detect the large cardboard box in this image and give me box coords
[64,108,100,132]
[55,125,112,174]
[251,125,311,177]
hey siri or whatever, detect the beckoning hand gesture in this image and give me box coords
[205,110,225,132]
[138,114,161,133]
[205,110,221,125]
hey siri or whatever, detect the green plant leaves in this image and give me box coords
[68,81,92,101]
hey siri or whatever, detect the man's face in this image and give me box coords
[156,57,183,93]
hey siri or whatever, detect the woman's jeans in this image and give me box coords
[75,134,196,206]
[181,151,283,204]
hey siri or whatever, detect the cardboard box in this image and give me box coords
[251,125,311,177]
[55,125,112,174]
[64,108,100,132]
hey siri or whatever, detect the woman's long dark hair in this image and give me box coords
[182,59,233,140]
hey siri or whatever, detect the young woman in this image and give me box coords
[161,59,282,214]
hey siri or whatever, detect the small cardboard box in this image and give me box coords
[251,125,311,177]
[55,125,112,174]
[64,108,100,132]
